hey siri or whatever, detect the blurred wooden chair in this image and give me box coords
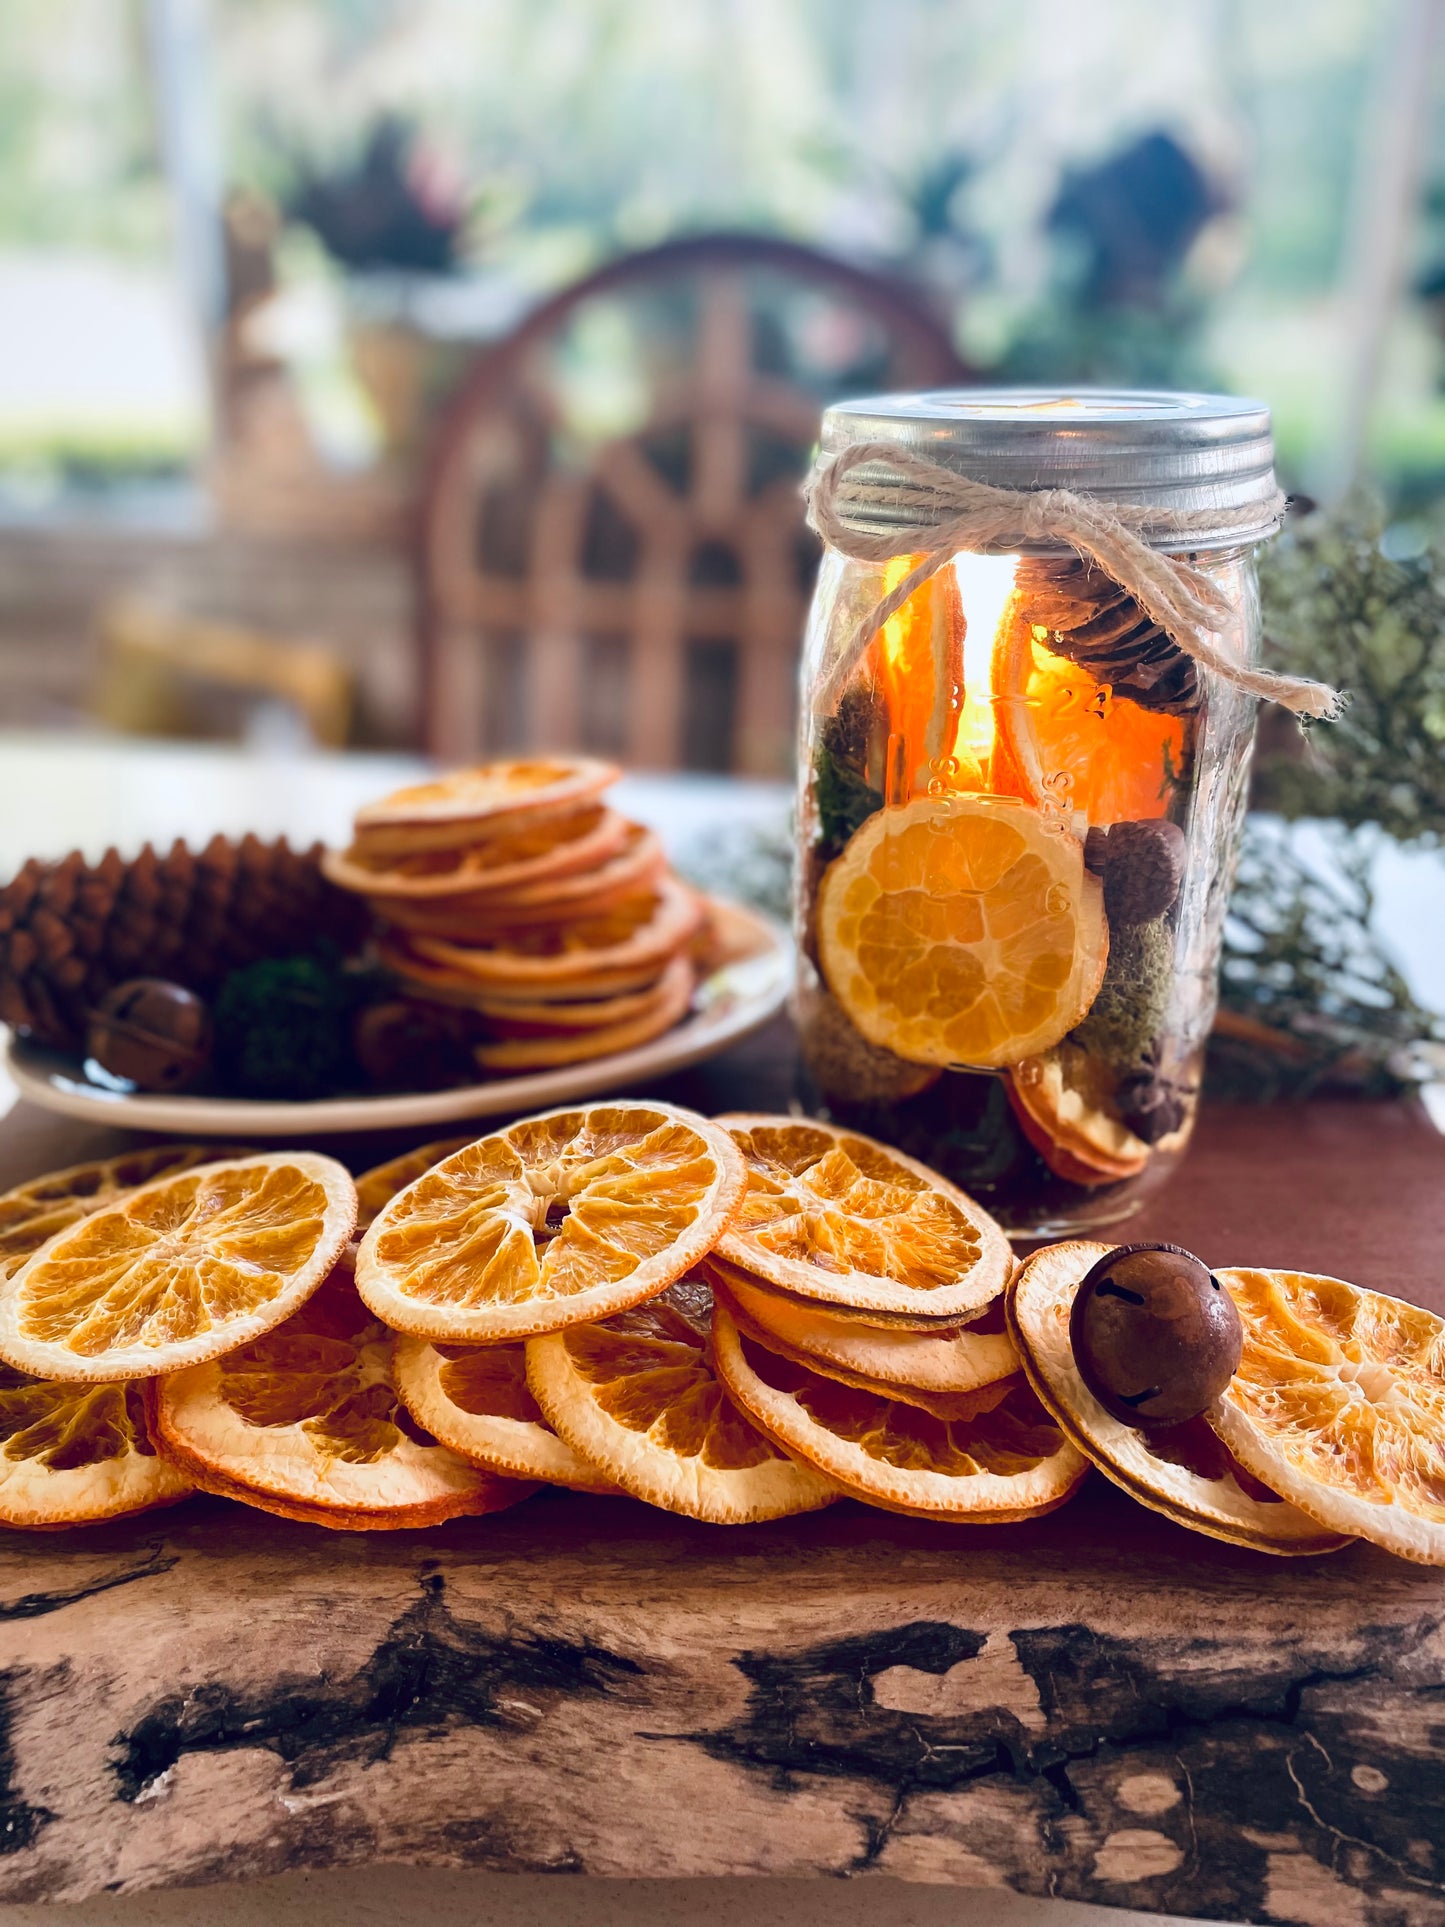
[416,234,969,775]
[93,597,353,748]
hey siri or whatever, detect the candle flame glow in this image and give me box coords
[952,550,1019,777]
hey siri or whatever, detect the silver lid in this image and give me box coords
[819,387,1279,553]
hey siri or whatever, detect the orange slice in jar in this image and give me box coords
[816,794,1108,1069]
[712,1302,1087,1522]
[525,1278,838,1522]
[1009,1242,1352,1555]
[993,603,1187,827]
[355,1101,746,1344]
[0,1365,193,1528]
[0,1153,357,1383]
[154,1261,532,1530]
[392,1335,618,1492]
[1007,1047,1151,1186]
[871,556,965,799]
[712,1115,1012,1321]
[1207,1267,1445,1566]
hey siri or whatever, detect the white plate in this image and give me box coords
[4,902,791,1137]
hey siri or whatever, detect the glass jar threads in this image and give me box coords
[795,390,1299,1237]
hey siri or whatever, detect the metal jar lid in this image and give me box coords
[818,387,1280,554]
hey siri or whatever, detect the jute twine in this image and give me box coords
[805,440,1343,720]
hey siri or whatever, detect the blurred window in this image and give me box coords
[0,0,207,522]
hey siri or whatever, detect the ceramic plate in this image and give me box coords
[4,901,791,1137]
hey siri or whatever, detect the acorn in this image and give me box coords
[86,978,212,1093]
[1070,1241,1242,1426]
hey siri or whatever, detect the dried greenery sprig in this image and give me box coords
[1255,493,1445,844]
[1208,819,1444,1102]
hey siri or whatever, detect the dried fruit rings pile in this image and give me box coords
[323,759,709,1075]
[3,1114,1442,1568]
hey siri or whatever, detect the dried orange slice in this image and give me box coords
[326,806,631,902]
[713,1303,1086,1521]
[1010,1242,1352,1555]
[466,972,680,1033]
[1008,1047,1150,1185]
[704,1257,1020,1397]
[355,1139,473,1233]
[355,1101,746,1343]
[817,794,1107,1069]
[376,825,666,937]
[714,1279,1020,1421]
[712,1115,1011,1320]
[0,1364,192,1528]
[154,1263,531,1529]
[393,1336,618,1493]
[472,956,693,1071]
[873,555,965,798]
[526,1279,838,1522]
[0,1143,251,1281]
[380,937,668,1006]
[354,757,620,837]
[407,876,704,992]
[1208,1267,1445,1566]
[994,605,1187,827]
[0,1152,356,1382]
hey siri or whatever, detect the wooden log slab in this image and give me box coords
[1,1484,1442,1925]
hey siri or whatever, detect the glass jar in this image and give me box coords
[794,390,1280,1237]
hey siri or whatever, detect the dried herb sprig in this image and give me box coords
[1208,819,1444,1102]
[813,687,883,859]
[1255,494,1445,845]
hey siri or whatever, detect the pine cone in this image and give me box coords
[0,836,366,1050]
[1014,557,1201,716]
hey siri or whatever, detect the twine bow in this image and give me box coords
[804,441,1343,720]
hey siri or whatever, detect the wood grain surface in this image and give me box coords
[1,1022,1443,1924]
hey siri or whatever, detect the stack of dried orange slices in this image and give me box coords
[322,758,709,1074]
[0,1146,530,1530]
[361,1101,836,1522]
[700,1115,1087,1523]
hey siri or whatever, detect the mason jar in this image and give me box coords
[795,390,1282,1237]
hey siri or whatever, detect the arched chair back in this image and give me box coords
[416,233,969,774]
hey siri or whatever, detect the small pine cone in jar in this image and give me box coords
[1116,1065,1197,1145]
[1014,557,1202,717]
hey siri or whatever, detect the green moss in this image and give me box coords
[1070,916,1174,1070]
[212,949,371,1100]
